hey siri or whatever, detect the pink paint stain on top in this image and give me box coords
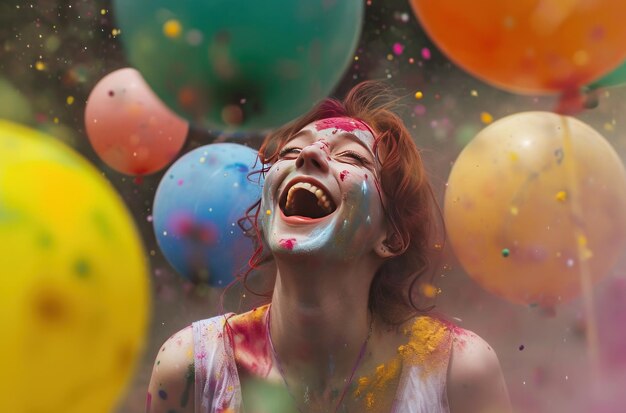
[340,170,350,181]
[278,238,297,250]
[314,117,370,133]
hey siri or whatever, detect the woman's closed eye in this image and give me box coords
[337,150,370,166]
[278,147,302,159]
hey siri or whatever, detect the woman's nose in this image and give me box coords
[295,143,330,172]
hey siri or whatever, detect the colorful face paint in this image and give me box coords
[314,117,372,133]
[260,117,386,260]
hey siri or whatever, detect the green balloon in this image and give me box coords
[113,0,363,131]
[589,60,626,89]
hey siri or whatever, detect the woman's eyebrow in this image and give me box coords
[336,132,375,156]
[285,129,314,144]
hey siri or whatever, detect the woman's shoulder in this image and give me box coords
[147,326,196,412]
[146,314,238,413]
[444,324,513,413]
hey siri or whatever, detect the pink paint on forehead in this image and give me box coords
[314,117,370,133]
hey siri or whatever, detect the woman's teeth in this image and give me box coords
[285,182,333,213]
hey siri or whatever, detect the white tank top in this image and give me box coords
[192,309,452,413]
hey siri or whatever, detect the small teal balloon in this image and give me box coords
[153,143,262,286]
[112,0,363,131]
[589,60,626,89]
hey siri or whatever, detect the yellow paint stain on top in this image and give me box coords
[414,91,423,99]
[163,19,183,38]
[35,61,46,71]
[66,96,75,105]
[399,316,450,377]
[555,191,567,202]
[354,316,451,407]
[509,152,518,162]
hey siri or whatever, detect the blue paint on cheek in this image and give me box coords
[158,390,168,400]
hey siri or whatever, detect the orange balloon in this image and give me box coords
[85,68,189,176]
[410,0,626,94]
[444,112,626,307]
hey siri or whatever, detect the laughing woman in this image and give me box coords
[147,82,512,413]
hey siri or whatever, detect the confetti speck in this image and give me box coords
[163,19,182,38]
[555,191,567,202]
[392,42,404,55]
[480,112,494,124]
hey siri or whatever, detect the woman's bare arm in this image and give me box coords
[146,326,195,413]
[447,329,512,413]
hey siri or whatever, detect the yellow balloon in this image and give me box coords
[0,120,150,413]
[444,112,626,308]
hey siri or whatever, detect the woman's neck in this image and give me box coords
[267,254,378,390]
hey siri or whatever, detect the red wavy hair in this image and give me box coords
[237,81,443,324]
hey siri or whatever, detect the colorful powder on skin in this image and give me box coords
[340,170,350,181]
[227,305,273,377]
[354,316,451,408]
[146,392,152,411]
[398,317,449,376]
[278,238,296,250]
[158,389,168,400]
[314,117,370,133]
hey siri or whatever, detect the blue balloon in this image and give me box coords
[153,143,262,286]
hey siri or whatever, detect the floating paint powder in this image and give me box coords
[414,105,426,116]
[421,47,431,60]
[392,42,404,55]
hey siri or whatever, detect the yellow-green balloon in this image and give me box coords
[0,120,150,413]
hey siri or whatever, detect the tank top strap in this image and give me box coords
[192,314,242,413]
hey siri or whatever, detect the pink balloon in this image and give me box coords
[85,68,188,176]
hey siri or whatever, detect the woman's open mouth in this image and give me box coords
[279,180,337,219]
